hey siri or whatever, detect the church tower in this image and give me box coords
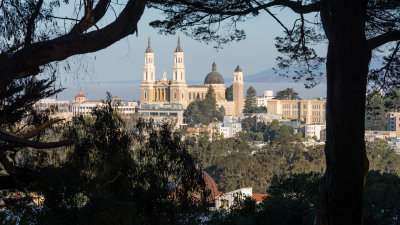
[233,65,244,116]
[140,37,156,104]
[170,36,188,107]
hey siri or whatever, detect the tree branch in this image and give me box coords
[173,0,321,16]
[367,30,400,50]
[25,0,44,46]
[0,118,65,139]
[0,175,21,189]
[70,0,111,34]
[0,131,73,149]
[0,0,146,86]
[0,151,34,180]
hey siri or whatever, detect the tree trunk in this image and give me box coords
[318,0,370,224]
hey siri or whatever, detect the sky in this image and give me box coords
[55,7,327,101]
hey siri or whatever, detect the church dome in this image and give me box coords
[75,90,86,98]
[204,62,224,84]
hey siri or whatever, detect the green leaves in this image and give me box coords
[184,85,223,125]
[244,86,257,113]
[275,88,301,100]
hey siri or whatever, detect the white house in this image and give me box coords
[305,124,326,140]
[215,187,253,210]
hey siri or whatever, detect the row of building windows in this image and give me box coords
[140,112,178,117]
[312,118,322,123]
[312,111,322,116]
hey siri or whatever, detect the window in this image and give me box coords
[150,112,158,116]
[189,93,191,99]
[169,112,177,116]
[221,199,229,208]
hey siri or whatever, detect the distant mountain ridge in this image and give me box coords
[224,68,327,84]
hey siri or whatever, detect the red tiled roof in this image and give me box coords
[252,193,268,202]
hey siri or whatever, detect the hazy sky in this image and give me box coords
[56,7,327,101]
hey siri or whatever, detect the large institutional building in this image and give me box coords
[140,37,245,116]
[267,98,326,124]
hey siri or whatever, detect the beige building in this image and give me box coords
[267,98,326,124]
[140,37,244,116]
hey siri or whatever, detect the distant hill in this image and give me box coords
[243,68,294,83]
[235,68,327,84]
[239,57,384,84]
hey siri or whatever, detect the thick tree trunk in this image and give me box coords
[318,0,370,224]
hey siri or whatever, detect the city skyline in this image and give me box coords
[54,8,327,101]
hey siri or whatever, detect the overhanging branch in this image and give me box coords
[0,131,73,149]
[367,30,400,50]
[176,0,321,15]
[0,118,65,139]
[70,0,111,34]
[0,0,146,86]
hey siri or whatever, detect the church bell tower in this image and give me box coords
[170,36,188,107]
[233,65,244,116]
[140,37,156,104]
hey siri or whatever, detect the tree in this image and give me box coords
[0,0,146,89]
[0,0,148,208]
[184,85,223,125]
[225,85,233,101]
[0,76,69,191]
[244,86,257,113]
[147,1,400,224]
[1,96,209,224]
[384,88,400,111]
[365,92,387,130]
[275,88,301,100]
[241,117,257,133]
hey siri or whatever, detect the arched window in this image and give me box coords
[181,72,183,80]
[145,72,148,80]
[145,92,147,99]
[189,93,191,99]
[175,72,177,80]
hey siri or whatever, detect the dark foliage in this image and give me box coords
[275,88,301,100]
[184,85,223,125]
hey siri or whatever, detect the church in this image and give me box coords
[140,37,244,116]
